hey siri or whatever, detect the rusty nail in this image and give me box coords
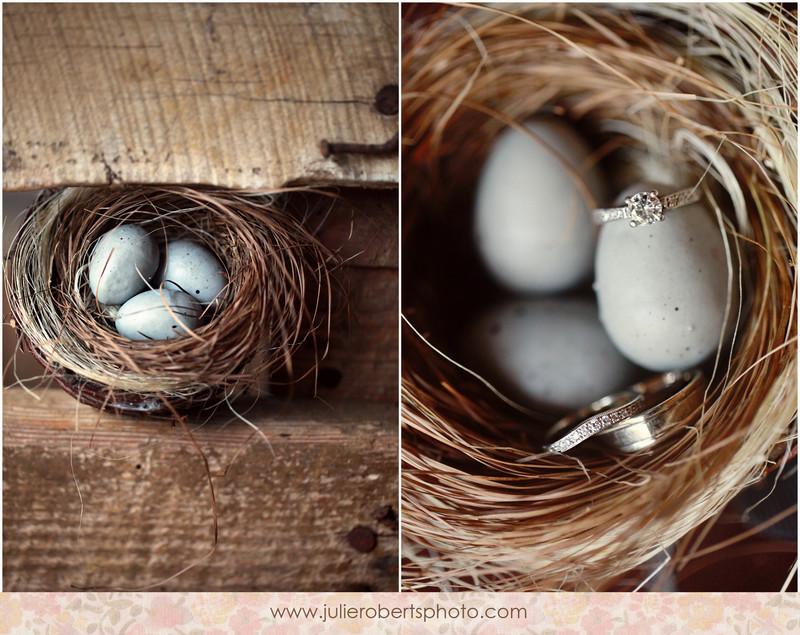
[374,83,398,115]
[320,133,398,158]
[347,525,377,553]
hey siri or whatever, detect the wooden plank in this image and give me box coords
[284,267,398,402]
[3,387,398,591]
[316,188,399,269]
[3,3,398,191]
[292,188,399,400]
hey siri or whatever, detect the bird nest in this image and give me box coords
[6,185,336,415]
[401,3,797,591]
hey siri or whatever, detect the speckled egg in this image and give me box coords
[474,118,604,294]
[88,224,159,305]
[594,184,733,371]
[464,297,639,410]
[116,289,202,341]
[160,240,228,307]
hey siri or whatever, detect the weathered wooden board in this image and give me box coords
[4,387,398,591]
[3,3,398,191]
[311,188,399,402]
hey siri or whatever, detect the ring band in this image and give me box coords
[592,188,701,228]
[542,370,705,454]
[595,370,705,453]
[543,390,645,453]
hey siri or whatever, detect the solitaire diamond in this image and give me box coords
[593,187,700,227]
[625,191,663,227]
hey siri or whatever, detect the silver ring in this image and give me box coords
[595,370,705,453]
[543,390,645,453]
[592,188,701,228]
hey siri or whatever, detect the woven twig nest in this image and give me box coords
[7,185,336,414]
[402,4,797,590]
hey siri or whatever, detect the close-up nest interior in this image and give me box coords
[401,3,797,591]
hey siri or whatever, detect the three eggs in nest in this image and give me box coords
[87,224,228,341]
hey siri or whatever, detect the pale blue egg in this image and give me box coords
[116,289,202,341]
[465,297,638,410]
[159,240,228,308]
[594,184,733,371]
[88,224,158,305]
[475,119,604,294]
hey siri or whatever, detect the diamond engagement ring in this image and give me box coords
[592,187,701,228]
[542,390,645,453]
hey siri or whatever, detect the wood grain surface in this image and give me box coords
[4,388,398,592]
[3,3,398,191]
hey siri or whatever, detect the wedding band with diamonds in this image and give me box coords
[594,370,705,453]
[592,188,701,228]
[543,390,645,453]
